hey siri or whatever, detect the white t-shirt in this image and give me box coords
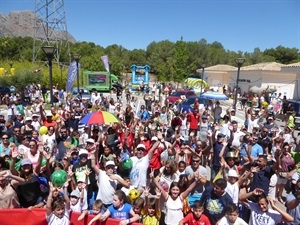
[46,209,71,225]
[225,182,239,205]
[70,200,83,213]
[75,187,88,211]
[218,216,248,225]
[247,118,259,134]
[232,130,244,147]
[130,155,149,189]
[96,170,121,205]
[248,201,282,225]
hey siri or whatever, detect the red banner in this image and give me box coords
[0,208,143,225]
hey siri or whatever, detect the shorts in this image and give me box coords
[277,175,288,185]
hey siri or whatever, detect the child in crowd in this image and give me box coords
[78,199,104,221]
[132,197,145,223]
[46,182,70,225]
[217,203,248,225]
[179,200,210,225]
[69,189,84,212]
[89,190,139,225]
[142,187,161,225]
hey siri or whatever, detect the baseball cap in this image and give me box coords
[77,177,86,183]
[137,143,146,150]
[21,158,32,166]
[202,115,208,119]
[46,112,52,117]
[25,117,32,121]
[268,117,273,120]
[230,109,236,112]
[78,149,88,156]
[86,138,95,144]
[179,136,185,141]
[105,161,115,167]
[70,190,80,198]
[228,169,239,178]
[32,114,39,118]
[151,136,158,141]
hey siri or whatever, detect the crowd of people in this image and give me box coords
[0,83,300,225]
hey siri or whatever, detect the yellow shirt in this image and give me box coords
[142,211,161,225]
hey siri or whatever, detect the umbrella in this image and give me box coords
[201,92,229,100]
[79,111,119,125]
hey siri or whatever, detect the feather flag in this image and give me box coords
[100,55,110,72]
[66,61,79,93]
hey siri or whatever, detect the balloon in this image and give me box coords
[39,126,48,135]
[128,189,140,203]
[121,158,133,171]
[41,157,47,167]
[51,169,67,187]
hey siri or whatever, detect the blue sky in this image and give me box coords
[1,0,299,53]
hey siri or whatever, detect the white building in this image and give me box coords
[199,62,300,100]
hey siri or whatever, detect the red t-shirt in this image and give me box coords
[188,112,200,130]
[181,213,211,225]
[119,131,134,151]
[149,146,164,170]
[43,120,57,128]
[141,139,151,155]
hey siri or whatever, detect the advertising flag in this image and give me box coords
[66,61,79,93]
[100,55,110,72]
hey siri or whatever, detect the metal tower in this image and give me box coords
[32,0,71,65]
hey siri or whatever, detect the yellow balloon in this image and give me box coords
[39,126,48,135]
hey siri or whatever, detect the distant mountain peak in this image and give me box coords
[0,11,76,42]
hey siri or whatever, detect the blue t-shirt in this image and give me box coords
[200,186,233,225]
[250,165,274,195]
[108,202,132,220]
[251,143,263,157]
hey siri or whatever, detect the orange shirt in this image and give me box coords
[43,120,57,128]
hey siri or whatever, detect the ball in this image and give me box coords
[128,189,140,203]
[121,158,133,171]
[51,169,67,187]
[39,126,48,135]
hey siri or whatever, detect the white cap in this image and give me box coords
[32,114,39,118]
[86,138,95,144]
[25,117,32,121]
[179,136,185,141]
[79,149,88,156]
[137,144,146,150]
[228,169,239,178]
[46,112,52,117]
[77,177,86,183]
[151,136,158,141]
[70,190,80,198]
[105,161,115,167]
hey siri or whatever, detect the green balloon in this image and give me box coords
[121,158,133,171]
[51,169,67,187]
[42,157,47,167]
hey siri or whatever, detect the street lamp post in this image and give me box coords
[73,54,81,95]
[200,64,206,95]
[41,46,56,105]
[233,58,246,109]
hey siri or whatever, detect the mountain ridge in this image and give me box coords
[0,11,76,43]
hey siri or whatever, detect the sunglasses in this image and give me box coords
[137,148,144,151]
[2,137,8,140]
[192,160,200,163]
